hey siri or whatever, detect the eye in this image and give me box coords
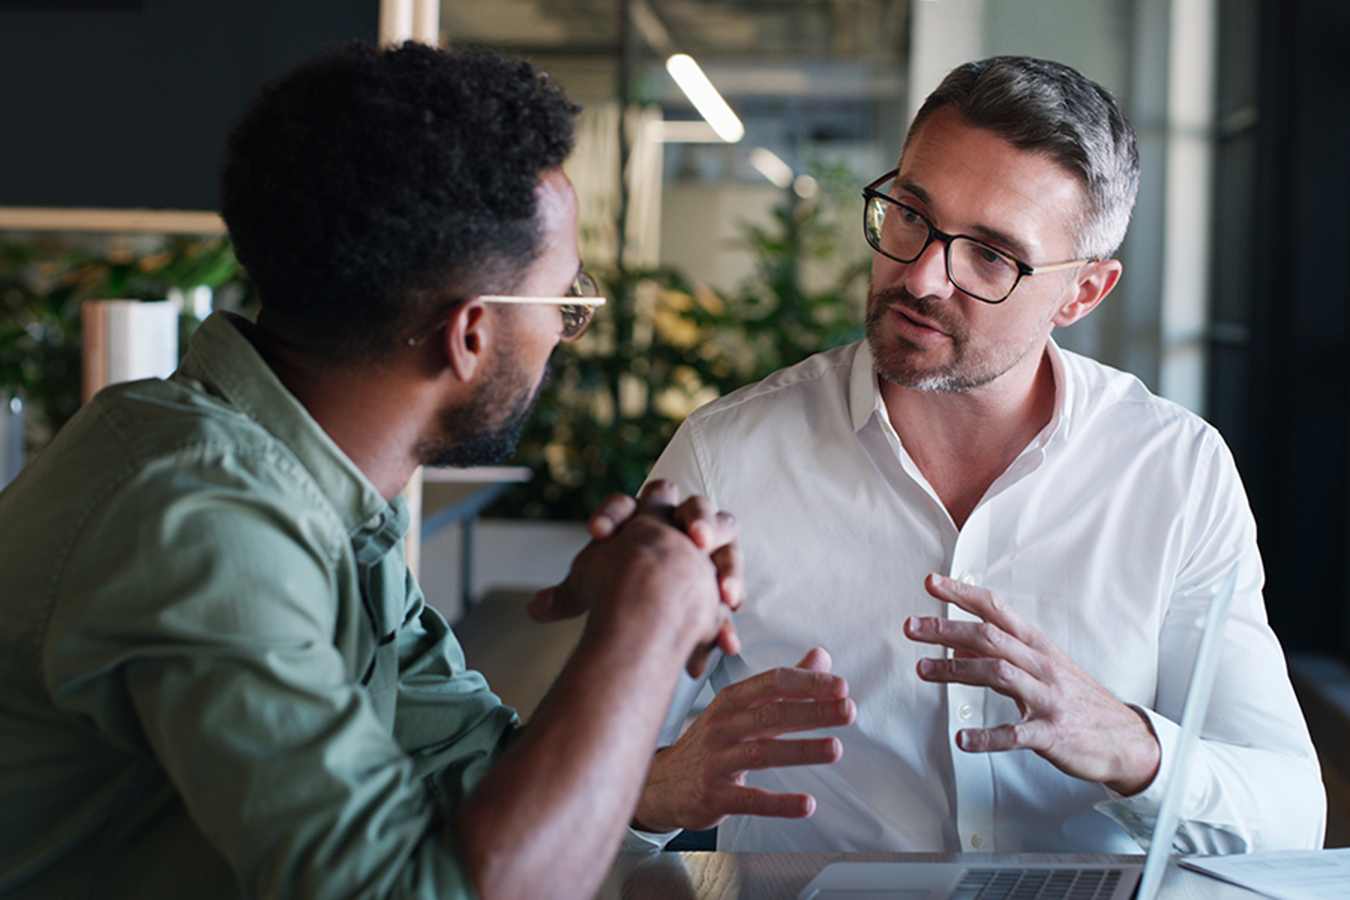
[898,205,925,226]
[973,244,1015,271]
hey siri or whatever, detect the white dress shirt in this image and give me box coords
[645,339,1324,855]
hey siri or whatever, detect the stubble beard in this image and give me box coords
[864,283,1042,394]
[417,344,550,470]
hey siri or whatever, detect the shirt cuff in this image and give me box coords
[1093,705,1182,848]
[621,825,682,853]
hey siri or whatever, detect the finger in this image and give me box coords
[710,543,744,611]
[526,583,589,622]
[713,694,858,743]
[715,617,742,658]
[673,498,739,553]
[795,647,833,672]
[730,736,845,773]
[713,785,817,820]
[915,655,1047,712]
[904,615,1036,668]
[671,495,718,547]
[719,665,851,713]
[588,493,638,540]
[956,722,1036,754]
[636,479,682,513]
[924,574,1039,645]
[686,642,716,679]
[525,586,556,621]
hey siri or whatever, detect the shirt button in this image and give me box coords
[960,573,977,585]
[959,704,974,720]
[970,833,983,849]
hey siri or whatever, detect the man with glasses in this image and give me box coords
[630,56,1324,855]
[0,42,743,899]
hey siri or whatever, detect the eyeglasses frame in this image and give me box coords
[406,272,606,347]
[861,169,1094,304]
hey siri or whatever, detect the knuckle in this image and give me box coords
[991,659,1017,685]
[754,703,783,730]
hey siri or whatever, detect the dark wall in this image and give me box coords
[1209,0,1350,657]
[0,0,378,210]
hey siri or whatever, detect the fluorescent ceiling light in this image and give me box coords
[665,53,745,143]
[645,120,723,143]
[750,148,794,188]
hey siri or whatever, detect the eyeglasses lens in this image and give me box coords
[865,196,1017,302]
[559,272,600,340]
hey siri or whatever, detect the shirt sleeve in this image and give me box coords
[43,461,494,899]
[391,570,519,811]
[1094,433,1326,853]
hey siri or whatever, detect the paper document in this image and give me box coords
[1181,848,1350,899]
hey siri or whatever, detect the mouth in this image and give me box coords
[889,303,951,340]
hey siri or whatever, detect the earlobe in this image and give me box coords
[443,300,488,382]
[1053,260,1122,328]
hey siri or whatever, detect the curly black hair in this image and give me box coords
[219,41,580,361]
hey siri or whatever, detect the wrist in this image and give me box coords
[1105,705,1162,796]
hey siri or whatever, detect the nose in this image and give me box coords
[902,238,957,301]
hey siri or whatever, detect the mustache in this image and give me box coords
[867,285,960,336]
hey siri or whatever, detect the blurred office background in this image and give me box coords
[1,1,1348,832]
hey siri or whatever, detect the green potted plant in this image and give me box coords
[0,235,253,459]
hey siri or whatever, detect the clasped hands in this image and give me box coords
[527,480,745,676]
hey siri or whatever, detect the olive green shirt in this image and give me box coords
[0,312,518,899]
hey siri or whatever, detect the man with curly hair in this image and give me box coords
[0,42,750,899]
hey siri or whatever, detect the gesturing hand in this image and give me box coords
[904,573,1161,796]
[633,647,857,833]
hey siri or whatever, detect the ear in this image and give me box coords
[441,299,491,382]
[1052,259,1122,328]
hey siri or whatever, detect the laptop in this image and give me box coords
[797,564,1240,900]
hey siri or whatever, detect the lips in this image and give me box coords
[891,304,949,337]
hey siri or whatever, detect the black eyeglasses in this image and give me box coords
[862,170,1093,304]
[407,271,606,347]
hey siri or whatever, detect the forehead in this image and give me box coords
[896,108,1085,259]
[519,167,581,291]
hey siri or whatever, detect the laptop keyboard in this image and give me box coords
[950,868,1124,900]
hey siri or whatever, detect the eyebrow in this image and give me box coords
[893,176,1035,263]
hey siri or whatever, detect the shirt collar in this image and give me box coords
[849,339,885,434]
[174,311,406,552]
[847,335,1074,448]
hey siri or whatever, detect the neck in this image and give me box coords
[880,346,1057,528]
[251,330,431,501]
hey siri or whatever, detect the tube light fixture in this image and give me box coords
[665,53,745,143]
[750,148,794,188]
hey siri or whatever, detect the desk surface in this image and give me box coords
[595,852,1271,900]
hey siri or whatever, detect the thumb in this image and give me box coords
[796,646,833,672]
[526,586,560,622]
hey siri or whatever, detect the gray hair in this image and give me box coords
[904,56,1140,260]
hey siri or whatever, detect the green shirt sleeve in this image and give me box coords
[41,444,509,899]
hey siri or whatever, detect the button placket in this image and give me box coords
[947,505,995,852]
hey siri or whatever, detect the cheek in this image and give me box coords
[870,253,907,287]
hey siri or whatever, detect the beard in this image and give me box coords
[417,342,550,469]
[865,282,1042,393]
